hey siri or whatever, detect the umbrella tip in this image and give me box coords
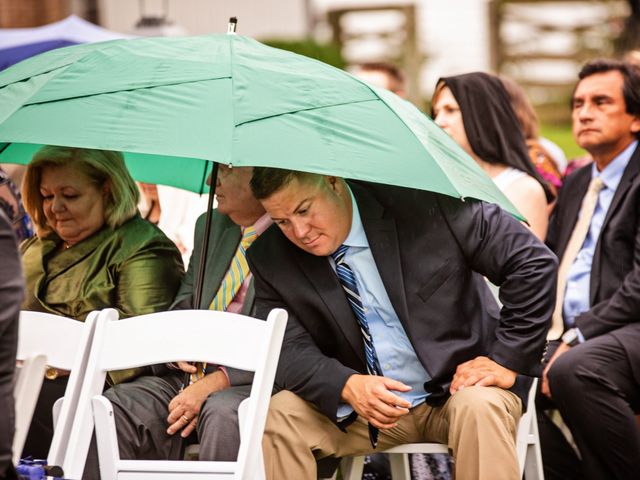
[227,17,238,34]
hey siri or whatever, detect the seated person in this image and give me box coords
[431,72,554,240]
[83,165,270,479]
[247,168,557,480]
[0,166,33,242]
[19,146,184,459]
[540,59,640,480]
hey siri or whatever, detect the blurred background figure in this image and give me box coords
[0,208,23,480]
[138,182,161,225]
[500,75,564,209]
[138,182,209,267]
[354,62,406,99]
[432,72,554,240]
[0,167,33,242]
[19,146,184,459]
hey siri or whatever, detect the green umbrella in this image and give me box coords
[0,33,520,217]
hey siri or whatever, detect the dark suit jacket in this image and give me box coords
[547,143,640,383]
[0,209,23,478]
[247,182,557,421]
[170,209,255,386]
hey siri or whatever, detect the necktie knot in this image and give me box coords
[589,176,605,195]
[241,226,257,249]
[331,244,349,264]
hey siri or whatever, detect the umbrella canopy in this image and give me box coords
[0,15,132,70]
[0,33,520,217]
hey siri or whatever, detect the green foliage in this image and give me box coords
[261,38,346,69]
[540,123,586,160]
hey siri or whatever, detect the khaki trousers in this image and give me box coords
[262,386,522,480]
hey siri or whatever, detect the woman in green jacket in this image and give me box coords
[19,146,184,459]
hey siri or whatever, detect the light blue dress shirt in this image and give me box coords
[563,140,637,326]
[334,190,430,418]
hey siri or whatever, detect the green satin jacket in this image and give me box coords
[21,215,184,383]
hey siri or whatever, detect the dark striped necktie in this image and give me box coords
[331,244,381,448]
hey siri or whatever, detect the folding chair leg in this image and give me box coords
[524,409,545,480]
[341,456,365,480]
[388,453,411,480]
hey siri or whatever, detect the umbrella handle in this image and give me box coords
[227,17,238,34]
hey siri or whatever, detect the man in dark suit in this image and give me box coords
[84,165,270,478]
[247,169,557,480]
[0,209,23,480]
[539,59,640,480]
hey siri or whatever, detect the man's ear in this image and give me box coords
[326,176,339,191]
[631,116,640,135]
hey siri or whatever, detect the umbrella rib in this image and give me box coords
[234,98,377,127]
[19,76,232,108]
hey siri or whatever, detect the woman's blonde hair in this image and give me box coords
[22,146,140,236]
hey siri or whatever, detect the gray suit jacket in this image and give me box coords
[169,210,255,386]
[248,181,557,420]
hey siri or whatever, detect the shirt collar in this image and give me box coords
[592,140,637,191]
[242,212,272,236]
[342,186,368,248]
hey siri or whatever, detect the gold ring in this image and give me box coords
[181,415,190,423]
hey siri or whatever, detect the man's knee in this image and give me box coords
[198,389,244,430]
[547,350,581,396]
[447,386,521,428]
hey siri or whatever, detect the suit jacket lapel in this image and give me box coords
[294,238,366,366]
[600,147,640,232]
[591,146,640,301]
[198,217,241,309]
[556,169,591,259]
[352,185,411,333]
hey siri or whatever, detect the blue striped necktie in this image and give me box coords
[331,244,381,448]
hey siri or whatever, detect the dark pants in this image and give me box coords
[83,373,251,479]
[539,333,640,480]
[22,377,68,460]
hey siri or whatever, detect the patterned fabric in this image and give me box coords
[410,453,453,480]
[210,225,257,311]
[191,225,258,382]
[0,168,33,242]
[331,244,382,448]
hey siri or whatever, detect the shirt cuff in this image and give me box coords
[217,366,231,385]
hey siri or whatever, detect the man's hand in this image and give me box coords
[541,342,571,399]
[175,361,197,374]
[166,370,230,437]
[450,356,517,394]
[341,374,412,429]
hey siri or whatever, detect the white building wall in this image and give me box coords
[313,0,492,96]
[97,0,309,38]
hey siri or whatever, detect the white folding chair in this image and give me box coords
[340,378,544,480]
[84,307,287,480]
[14,310,99,469]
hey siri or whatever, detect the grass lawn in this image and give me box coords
[539,123,586,161]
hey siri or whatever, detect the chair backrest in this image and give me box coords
[75,307,287,480]
[15,311,98,468]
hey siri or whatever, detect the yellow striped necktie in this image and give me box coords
[192,226,258,382]
[210,225,257,311]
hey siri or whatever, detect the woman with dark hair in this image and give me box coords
[431,72,553,240]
